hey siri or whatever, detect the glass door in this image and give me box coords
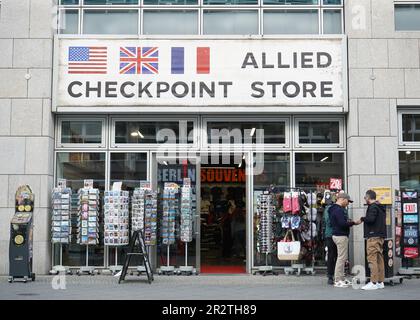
[151,152,201,273]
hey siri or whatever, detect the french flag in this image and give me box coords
[171,47,210,74]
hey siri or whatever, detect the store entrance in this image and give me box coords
[200,155,247,273]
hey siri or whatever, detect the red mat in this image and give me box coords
[200,265,246,274]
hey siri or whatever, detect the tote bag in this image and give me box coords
[277,230,301,261]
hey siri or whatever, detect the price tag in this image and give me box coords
[57,179,67,189]
[329,178,342,190]
[112,181,122,191]
[84,179,94,189]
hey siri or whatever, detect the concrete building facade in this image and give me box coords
[0,0,419,275]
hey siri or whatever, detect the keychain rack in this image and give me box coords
[50,182,73,275]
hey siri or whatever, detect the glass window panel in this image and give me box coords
[402,114,420,142]
[83,10,138,35]
[60,0,79,4]
[144,0,198,4]
[204,0,257,5]
[84,0,138,4]
[60,10,79,34]
[263,0,318,4]
[323,0,341,4]
[207,122,286,144]
[56,152,106,267]
[298,121,340,144]
[252,153,290,268]
[323,9,342,34]
[263,10,319,34]
[61,120,102,144]
[399,150,420,267]
[395,5,420,31]
[295,153,344,190]
[110,153,148,191]
[115,121,194,144]
[143,10,198,35]
[203,10,258,35]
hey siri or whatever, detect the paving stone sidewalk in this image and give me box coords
[0,274,419,300]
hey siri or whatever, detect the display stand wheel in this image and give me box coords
[8,277,13,283]
[23,276,28,283]
[400,278,404,284]
[31,273,35,281]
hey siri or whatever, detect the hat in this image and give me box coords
[336,192,353,203]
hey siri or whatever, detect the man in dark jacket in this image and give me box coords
[323,204,337,285]
[360,190,387,290]
[329,192,361,287]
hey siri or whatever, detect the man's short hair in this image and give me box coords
[365,190,377,200]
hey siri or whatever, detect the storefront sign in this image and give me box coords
[329,178,342,190]
[403,203,417,214]
[201,168,245,183]
[404,247,419,259]
[372,187,392,205]
[158,167,196,183]
[54,38,345,107]
[403,215,419,224]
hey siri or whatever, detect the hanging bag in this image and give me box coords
[283,192,292,213]
[277,229,301,261]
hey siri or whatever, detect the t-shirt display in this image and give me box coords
[77,188,100,245]
[104,190,129,246]
[51,187,72,244]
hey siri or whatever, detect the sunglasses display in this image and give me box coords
[77,187,100,245]
[51,186,72,244]
[104,190,129,246]
[132,181,158,246]
[256,191,276,254]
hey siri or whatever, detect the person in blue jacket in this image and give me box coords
[329,192,361,288]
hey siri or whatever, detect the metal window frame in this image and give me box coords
[398,110,420,147]
[202,115,291,150]
[58,0,343,35]
[110,115,200,149]
[321,8,343,34]
[53,149,108,269]
[293,116,345,149]
[202,8,260,35]
[56,116,108,149]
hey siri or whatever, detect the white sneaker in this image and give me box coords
[334,280,350,288]
[361,282,378,290]
[377,282,385,289]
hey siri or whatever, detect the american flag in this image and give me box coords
[119,47,159,74]
[68,46,107,74]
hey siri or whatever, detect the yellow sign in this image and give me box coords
[372,187,392,205]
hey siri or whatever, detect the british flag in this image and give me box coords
[119,47,159,74]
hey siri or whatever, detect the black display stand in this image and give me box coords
[119,230,153,284]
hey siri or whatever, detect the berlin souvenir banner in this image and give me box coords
[55,38,345,107]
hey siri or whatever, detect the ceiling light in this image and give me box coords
[130,132,138,137]
[137,130,144,138]
[163,161,168,166]
[320,157,329,162]
[250,127,256,137]
[406,151,412,155]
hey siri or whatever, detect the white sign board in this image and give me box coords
[55,38,345,107]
